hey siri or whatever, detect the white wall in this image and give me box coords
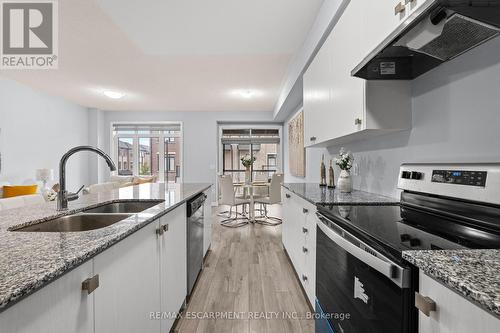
[285,37,500,198]
[0,78,90,191]
[100,111,276,186]
[283,105,327,183]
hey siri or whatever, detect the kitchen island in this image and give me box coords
[0,182,212,333]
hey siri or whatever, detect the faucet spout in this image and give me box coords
[57,146,116,211]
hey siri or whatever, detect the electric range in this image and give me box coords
[315,163,500,333]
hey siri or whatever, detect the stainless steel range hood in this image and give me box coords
[352,0,500,80]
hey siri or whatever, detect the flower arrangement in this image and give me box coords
[46,189,58,201]
[241,155,256,168]
[335,147,354,171]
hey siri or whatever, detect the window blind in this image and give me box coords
[113,123,181,132]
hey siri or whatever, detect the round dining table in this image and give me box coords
[234,182,269,222]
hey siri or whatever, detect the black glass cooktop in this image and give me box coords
[317,199,500,264]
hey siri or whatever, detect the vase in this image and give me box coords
[245,167,251,184]
[338,170,352,193]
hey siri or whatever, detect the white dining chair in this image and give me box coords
[218,175,250,228]
[254,173,283,225]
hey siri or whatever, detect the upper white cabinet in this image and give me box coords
[361,0,409,60]
[304,0,412,148]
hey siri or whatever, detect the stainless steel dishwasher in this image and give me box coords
[186,192,206,299]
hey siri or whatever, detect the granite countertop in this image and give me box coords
[282,183,399,206]
[0,182,211,312]
[403,249,500,317]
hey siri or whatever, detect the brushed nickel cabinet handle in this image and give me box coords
[302,274,308,282]
[156,227,164,236]
[285,194,291,198]
[395,2,406,15]
[303,208,309,214]
[302,227,308,234]
[302,247,308,253]
[310,136,317,141]
[355,118,362,125]
[82,275,99,295]
[415,292,436,316]
[162,224,169,232]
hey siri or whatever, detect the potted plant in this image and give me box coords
[335,147,354,193]
[241,155,256,184]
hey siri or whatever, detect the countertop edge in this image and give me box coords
[0,183,212,313]
[281,183,400,206]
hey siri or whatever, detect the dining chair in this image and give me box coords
[254,173,284,225]
[218,175,250,228]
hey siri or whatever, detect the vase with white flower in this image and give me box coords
[335,147,354,193]
[241,155,256,184]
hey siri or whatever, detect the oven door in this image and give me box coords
[315,213,412,333]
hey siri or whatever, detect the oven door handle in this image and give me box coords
[316,213,409,288]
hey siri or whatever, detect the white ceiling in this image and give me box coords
[1,0,324,112]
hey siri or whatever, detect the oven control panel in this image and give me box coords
[431,170,487,187]
[398,163,500,206]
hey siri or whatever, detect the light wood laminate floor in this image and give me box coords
[174,206,315,333]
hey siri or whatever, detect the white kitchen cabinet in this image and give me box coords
[302,212,318,307]
[303,36,332,147]
[203,191,212,257]
[417,271,500,333]
[94,220,161,333]
[361,0,409,60]
[159,203,187,333]
[304,0,411,148]
[0,261,94,333]
[281,187,317,307]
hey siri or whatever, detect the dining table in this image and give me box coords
[233,181,269,222]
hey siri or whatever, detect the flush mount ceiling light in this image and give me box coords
[102,90,125,99]
[229,89,262,99]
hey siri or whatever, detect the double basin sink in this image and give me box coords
[13,200,164,232]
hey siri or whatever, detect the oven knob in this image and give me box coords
[410,238,421,247]
[400,234,411,242]
[411,172,423,180]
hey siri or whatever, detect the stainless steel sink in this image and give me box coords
[13,214,133,232]
[83,200,164,214]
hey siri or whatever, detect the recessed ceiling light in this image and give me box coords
[229,89,262,99]
[103,90,125,99]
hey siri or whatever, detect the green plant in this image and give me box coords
[335,147,353,171]
[241,155,256,168]
[140,164,151,175]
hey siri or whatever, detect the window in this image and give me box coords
[113,123,182,183]
[167,154,175,171]
[220,127,281,183]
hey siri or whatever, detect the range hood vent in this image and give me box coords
[353,1,500,80]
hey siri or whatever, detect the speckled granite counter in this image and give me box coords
[282,183,399,206]
[403,249,500,317]
[0,182,211,312]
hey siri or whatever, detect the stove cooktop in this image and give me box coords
[317,202,500,264]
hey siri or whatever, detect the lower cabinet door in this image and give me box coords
[94,221,161,333]
[203,192,212,256]
[418,272,500,333]
[303,213,318,307]
[0,261,94,333]
[160,203,187,332]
